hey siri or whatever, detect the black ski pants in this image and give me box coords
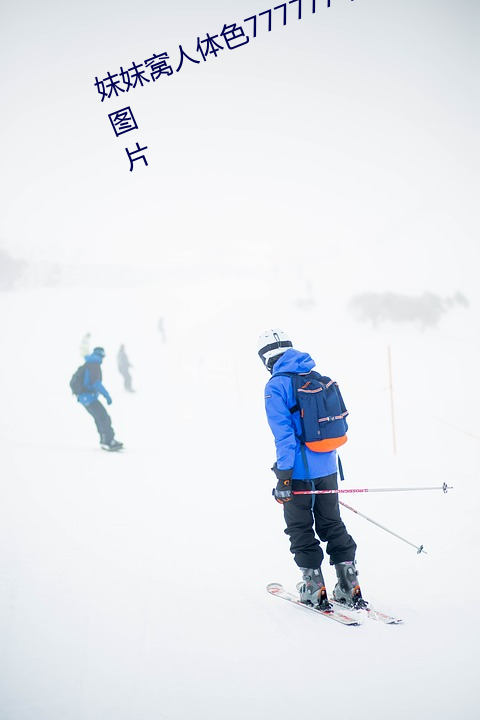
[283,473,356,569]
[83,400,114,444]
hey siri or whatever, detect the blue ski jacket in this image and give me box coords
[77,351,112,407]
[264,348,337,480]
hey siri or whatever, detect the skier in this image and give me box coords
[75,346,123,451]
[117,344,134,392]
[258,329,366,610]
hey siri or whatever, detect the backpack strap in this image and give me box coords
[299,443,310,480]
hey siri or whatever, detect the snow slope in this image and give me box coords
[0,276,479,720]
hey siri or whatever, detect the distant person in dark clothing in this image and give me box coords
[76,347,123,451]
[117,344,134,392]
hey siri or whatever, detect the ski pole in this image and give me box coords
[338,499,427,554]
[292,482,452,496]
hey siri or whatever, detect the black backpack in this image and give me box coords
[70,364,87,395]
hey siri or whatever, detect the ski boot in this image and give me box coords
[297,568,332,611]
[101,439,124,452]
[333,561,368,609]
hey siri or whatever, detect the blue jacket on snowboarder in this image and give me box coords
[77,350,112,407]
[264,348,337,480]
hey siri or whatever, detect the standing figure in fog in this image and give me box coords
[80,332,91,358]
[117,344,134,392]
[158,316,166,343]
[71,346,123,452]
[258,328,367,610]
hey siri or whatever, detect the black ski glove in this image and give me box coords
[271,464,293,504]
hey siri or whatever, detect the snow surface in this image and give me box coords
[1,277,479,720]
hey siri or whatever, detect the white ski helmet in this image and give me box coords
[257,329,293,369]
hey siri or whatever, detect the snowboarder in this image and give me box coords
[74,346,123,451]
[258,328,366,610]
[117,344,134,392]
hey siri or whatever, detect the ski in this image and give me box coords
[267,583,361,626]
[328,598,403,625]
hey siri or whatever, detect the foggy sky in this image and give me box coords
[0,0,478,296]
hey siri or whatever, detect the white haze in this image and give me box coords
[0,0,479,718]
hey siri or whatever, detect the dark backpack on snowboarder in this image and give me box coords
[276,371,348,452]
[70,364,88,395]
